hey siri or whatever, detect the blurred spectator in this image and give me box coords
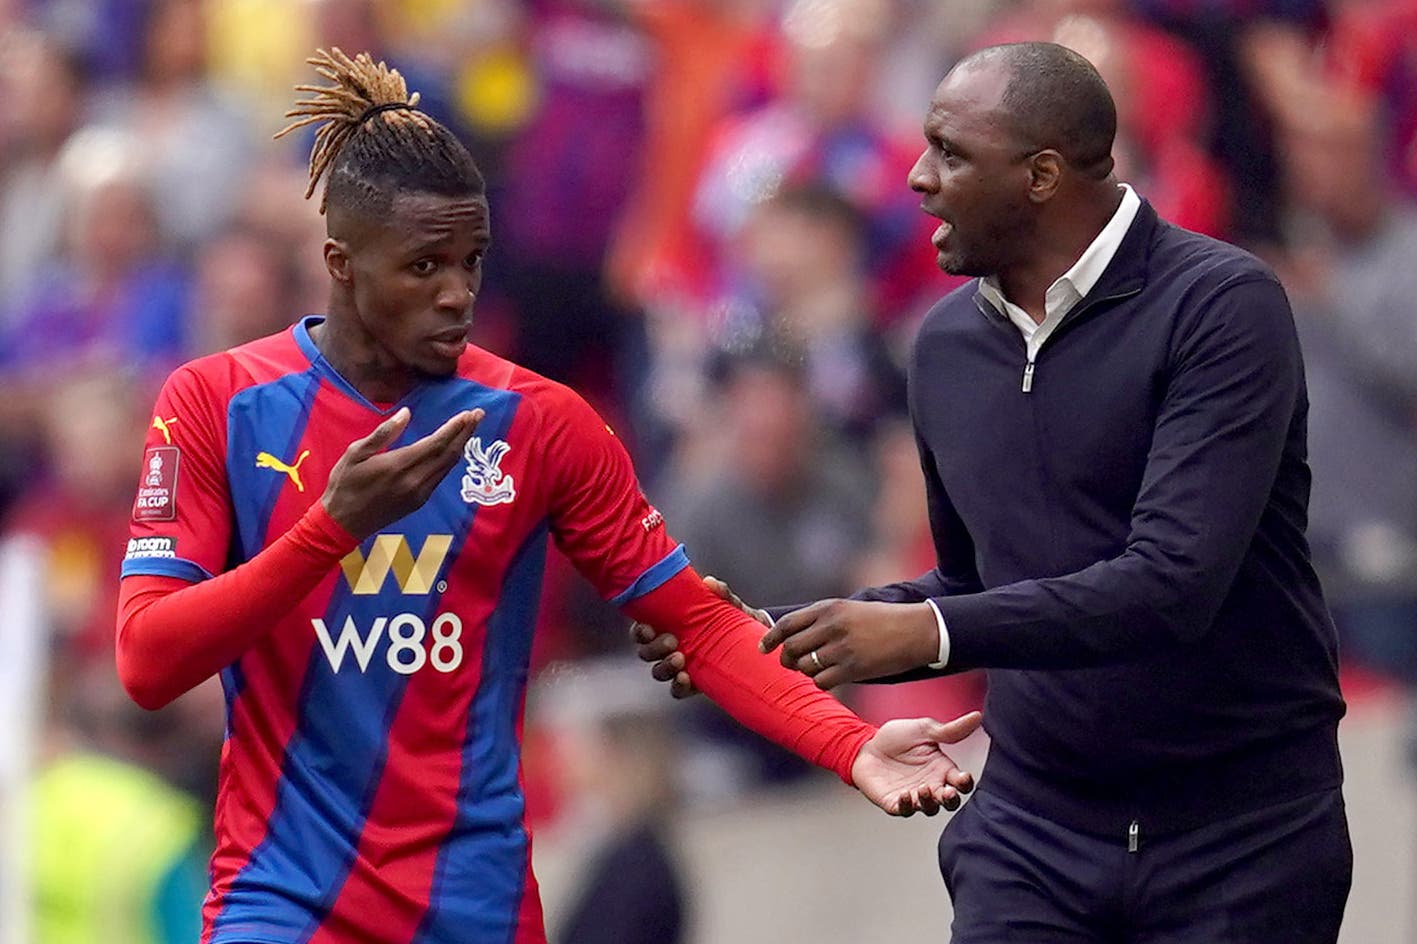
[1324,0,1417,198]
[0,168,188,383]
[689,0,939,323]
[88,0,256,249]
[188,225,299,356]
[981,0,1232,236]
[1274,95,1417,682]
[605,0,777,311]
[1135,0,1325,242]
[732,184,907,443]
[662,350,871,789]
[497,0,651,405]
[536,660,688,944]
[665,350,872,609]
[30,661,214,944]
[0,30,88,311]
[4,370,149,664]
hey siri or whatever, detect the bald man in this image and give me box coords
[637,42,1350,942]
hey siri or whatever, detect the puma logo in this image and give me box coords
[256,449,311,493]
[152,415,178,444]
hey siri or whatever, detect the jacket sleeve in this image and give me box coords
[936,275,1303,670]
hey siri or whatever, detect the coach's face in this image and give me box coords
[908,62,1036,277]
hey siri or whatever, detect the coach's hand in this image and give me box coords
[854,712,980,816]
[760,599,939,689]
[631,576,768,699]
[323,406,483,539]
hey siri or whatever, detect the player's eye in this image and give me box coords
[411,259,438,276]
[463,251,484,270]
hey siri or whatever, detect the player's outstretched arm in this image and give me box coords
[621,569,976,817]
[630,575,755,699]
[117,408,482,710]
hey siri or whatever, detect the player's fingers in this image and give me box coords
[650,652,685,683]
[703,575,733,601]
[927,711,983,745]
[947,768,975,794]
[939,784,962,812]
[915,787,942,817]
[630,622,656,647]
[347,407,411,460]
[390,409,484,469]
[637,632,681,662]
[670,671,697,700]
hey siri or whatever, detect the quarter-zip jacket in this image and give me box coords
[862,200,1345,840]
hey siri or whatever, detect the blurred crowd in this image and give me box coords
[2,0,1416,941]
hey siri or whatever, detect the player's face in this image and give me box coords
[908,64,1035,277]
[344,191,490,377]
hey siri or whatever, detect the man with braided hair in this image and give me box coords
[114,49,980,944]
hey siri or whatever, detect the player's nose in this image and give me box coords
[435,273,476,314]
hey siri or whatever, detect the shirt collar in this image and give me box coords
[980,183,1141,313]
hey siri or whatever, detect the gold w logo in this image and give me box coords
[255,450,311,493]
[340,534,453,595]
[152,415,178,444]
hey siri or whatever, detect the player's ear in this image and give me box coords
[324,238,353,284]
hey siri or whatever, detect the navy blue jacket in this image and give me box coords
[863,200,1345,839]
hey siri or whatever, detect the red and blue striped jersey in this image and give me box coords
[122,317,690,944]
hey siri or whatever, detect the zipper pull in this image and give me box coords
[1127,820,1139,853]
[1022,360,1035,393]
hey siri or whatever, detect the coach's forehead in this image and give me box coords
[926,58,1015,144]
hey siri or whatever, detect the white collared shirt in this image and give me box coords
[978,184,1141,363]
[927,184,1140,668]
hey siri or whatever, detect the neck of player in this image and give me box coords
[312,309,419,405]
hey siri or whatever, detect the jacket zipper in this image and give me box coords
[977,286,1144,396]
[1127,820,1139,853]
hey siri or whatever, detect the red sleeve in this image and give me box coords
[122,363,234,583]
[115,503,358,709]
[543,387,685,603]
[623,568,876,784]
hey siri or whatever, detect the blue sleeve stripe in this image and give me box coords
[609,545,690,607]
[120,557,214,583]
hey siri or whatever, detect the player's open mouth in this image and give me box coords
[428,326,470,359]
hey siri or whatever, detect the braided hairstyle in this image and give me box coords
[275,48,485,218]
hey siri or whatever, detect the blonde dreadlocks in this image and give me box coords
[275,48,484,216]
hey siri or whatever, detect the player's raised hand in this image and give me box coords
[852,712,981,817]
[631,576,769,699]
[322,406,484,539]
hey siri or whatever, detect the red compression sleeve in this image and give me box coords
[622,568,877,784]
[116,503,359,710]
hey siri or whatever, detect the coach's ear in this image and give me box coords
[324,238,353,284]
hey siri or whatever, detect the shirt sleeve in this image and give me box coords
[622,568,875,784]
[121,364,233,584]
[543,389,688,603]
[116,499,359,710]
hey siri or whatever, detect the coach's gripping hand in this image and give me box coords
[761,600,939,690]
[322,406,483,539]
[631,576,763,698]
